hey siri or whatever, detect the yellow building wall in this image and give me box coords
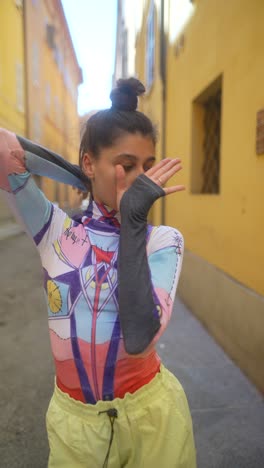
[0,1,81,220]
[165,0,264,297]
[0,0,26,224]
[0,0,25,135]
[136,0,264,296]
[25,0,81,209]
[43,2,81,208]
[133,0,264,390]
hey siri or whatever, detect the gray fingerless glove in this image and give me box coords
[118,174,165,354]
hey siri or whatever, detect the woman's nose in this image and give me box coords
[129,167,144,186]
[137,166,145,176]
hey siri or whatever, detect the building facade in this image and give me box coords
[115,0,264,391]
[0,0,26,224]
[0,0,82,227]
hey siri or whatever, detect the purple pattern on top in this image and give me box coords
[102,315,121,400]
[70,311,96,404]
[34,204,54,246]
[12,175,30,194]
[55,269,82,305]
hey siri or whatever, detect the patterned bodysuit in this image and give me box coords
[0,129,184,404]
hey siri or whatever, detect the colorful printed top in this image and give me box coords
[0,129,184,404]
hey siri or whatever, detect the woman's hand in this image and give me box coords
[115,158,185,212]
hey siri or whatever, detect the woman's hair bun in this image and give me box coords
[110,77,145,111]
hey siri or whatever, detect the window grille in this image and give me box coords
[256,109,264,155]
[201,90,221,193]
[191,76,222,194]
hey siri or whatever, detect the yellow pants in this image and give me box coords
[46,365,196,468]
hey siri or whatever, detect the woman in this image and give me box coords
[0,78,196,467]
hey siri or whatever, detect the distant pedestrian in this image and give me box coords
[0,77,196,467]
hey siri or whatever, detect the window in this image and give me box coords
[16,62,24,112]
[14,0,23,9]
[54,95,60,124]
[121,28,128,78]
[33,112,41,142]
[72,85,77,102]
[45,82,51,111]
[64,67,70,89]
[46,24,56,50]
[32,42,39,85]
[53,46,60,65]
[191,75,222,194]
[256,109,264,155]
[146,1,155,90]
[57,48,64,73]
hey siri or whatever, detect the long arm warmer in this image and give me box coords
[16,135,88,191]
[118,174,165,354]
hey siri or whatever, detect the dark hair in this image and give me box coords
[79,78,157,174]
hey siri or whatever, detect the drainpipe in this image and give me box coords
[160,0,166,225]
[22,0,29,138]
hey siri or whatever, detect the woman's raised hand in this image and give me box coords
[145,158,185,195]
[115,158,185,212]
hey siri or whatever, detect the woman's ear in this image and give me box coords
[82,153,95,179]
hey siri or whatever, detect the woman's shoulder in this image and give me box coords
[147,224,184,254]
[148,223,183,239]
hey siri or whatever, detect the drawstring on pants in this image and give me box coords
[98,408,118,468]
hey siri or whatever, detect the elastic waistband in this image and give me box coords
[52,364,172,421]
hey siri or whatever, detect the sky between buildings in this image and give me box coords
[61,0,117,115]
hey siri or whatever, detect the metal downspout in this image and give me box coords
[22,0,29,139]
[160,0,166,225]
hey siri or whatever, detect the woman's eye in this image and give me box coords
[144,164,154,172]
[123,165,134,172]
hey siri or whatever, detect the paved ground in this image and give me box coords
[0,233,263,468]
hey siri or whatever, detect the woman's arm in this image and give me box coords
[146,224,184,344]
[117,160,184,355]
[16,134,88,190]
[0,128,87,248]
[118,175,165,354]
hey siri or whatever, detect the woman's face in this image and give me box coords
[82,132,155,210]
